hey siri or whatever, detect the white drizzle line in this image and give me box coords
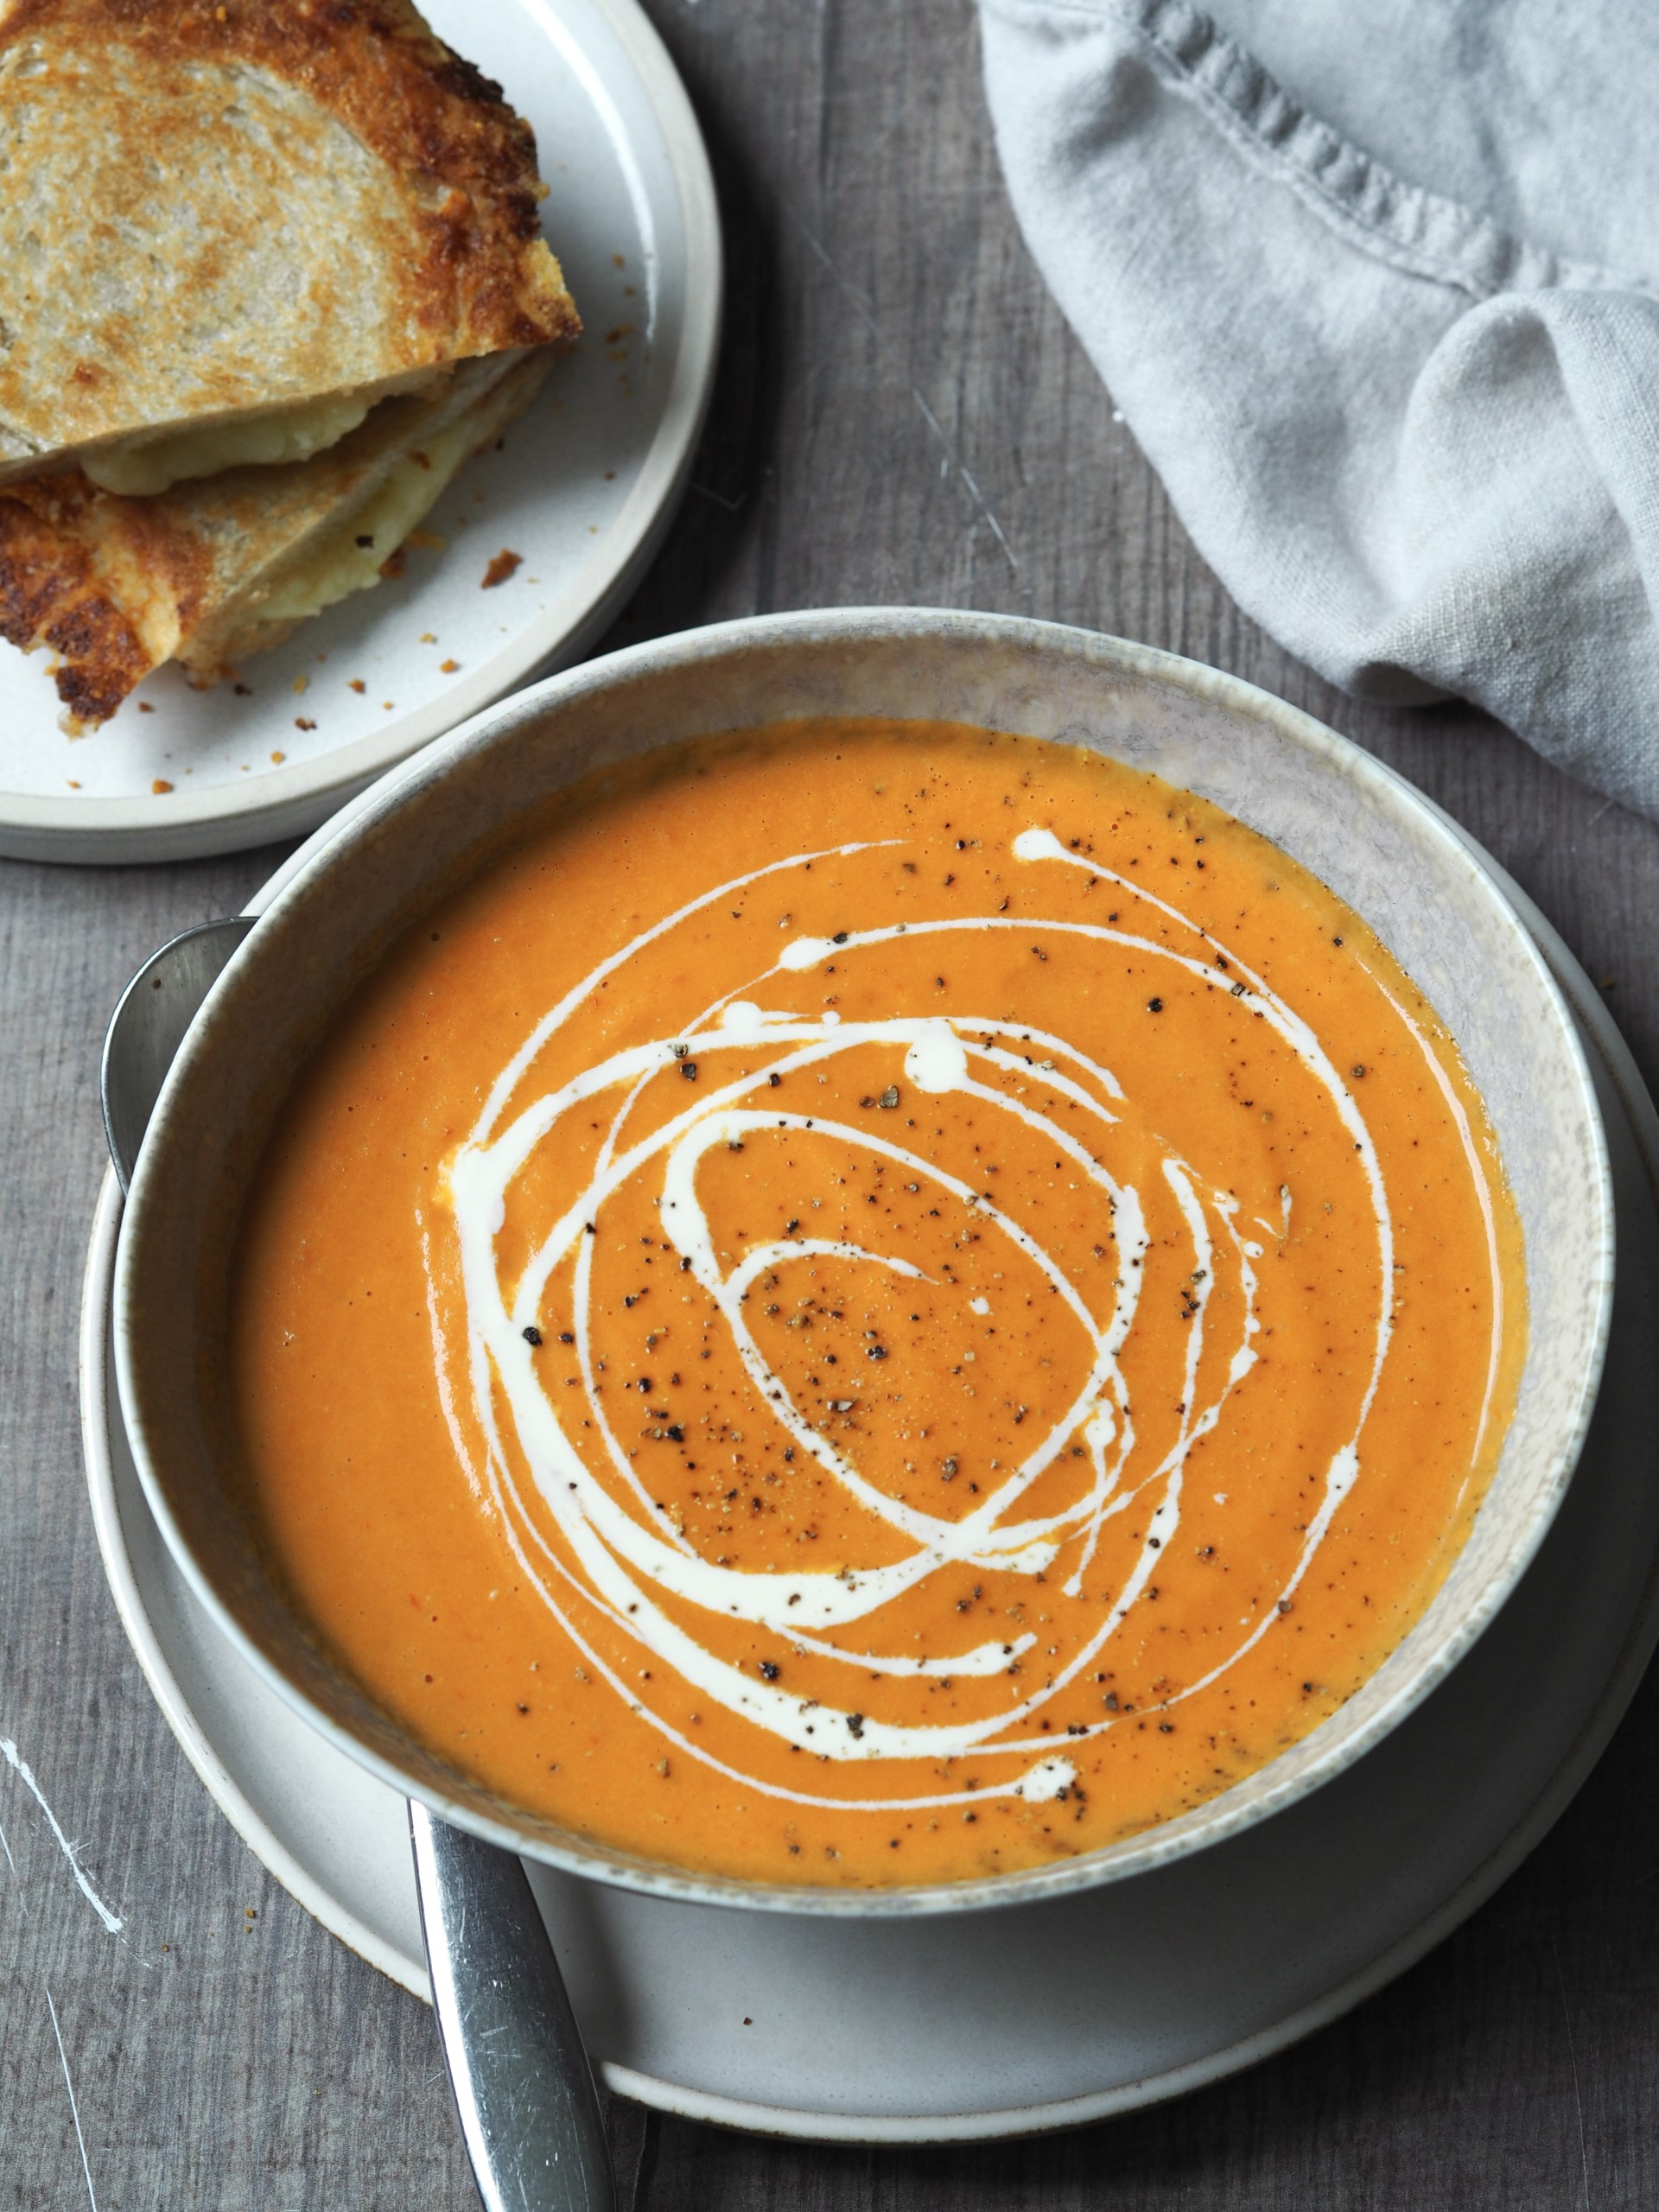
[464,1020,1143,1561]
[472,836,900,1147]
[0,1740,123,1935]
[442,847,1314,1789]
[418,1212,485,1509]
[1004,830,1400,1630]
[453,1023,1197,1761]
[420,1236,1071,1809]
[448,984,1243,1788]
[1014,825,1500,1461]
[422,822,1453,1810]
[1368,974,1507,1465]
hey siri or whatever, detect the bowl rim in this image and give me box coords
[112,606,1617,1919]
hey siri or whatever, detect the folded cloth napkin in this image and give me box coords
[979,0,1659,817]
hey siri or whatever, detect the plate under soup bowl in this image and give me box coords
[112,607,1613,1917]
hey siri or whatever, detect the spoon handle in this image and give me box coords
[410,1802,616,2212]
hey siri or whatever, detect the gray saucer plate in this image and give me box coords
[79,850,1659,2143]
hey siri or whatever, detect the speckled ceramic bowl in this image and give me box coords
[112,609,1614,1917]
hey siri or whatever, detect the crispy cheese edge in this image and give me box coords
[0,475,197,725]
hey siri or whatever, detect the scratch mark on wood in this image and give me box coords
[0,1815,23,1925]
[791,215,1022,577]
[1550,1929,1592,2209]
[689,480,747,515]
[45,1986,101,2212]
[0,1738,124,1934]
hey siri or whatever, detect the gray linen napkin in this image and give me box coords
[979,0,1659,815]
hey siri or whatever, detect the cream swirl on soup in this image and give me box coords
[428,821,1503,1816]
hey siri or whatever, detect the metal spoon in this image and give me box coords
[101,916,255,1196]
[103,917,614,2212]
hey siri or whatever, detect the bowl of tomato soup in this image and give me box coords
[113,611,1611,1914]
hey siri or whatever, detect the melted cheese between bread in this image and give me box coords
[255,409,482,626]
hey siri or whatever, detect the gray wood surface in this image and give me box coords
[4,2,1658,2203]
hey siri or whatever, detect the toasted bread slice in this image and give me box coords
[0,351,548,726]
[0,0,580,491]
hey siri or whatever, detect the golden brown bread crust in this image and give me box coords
[0,475,200,722]
[0,0,580,474]
[0,352,547,723]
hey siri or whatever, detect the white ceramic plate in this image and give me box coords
[79,853,1659,2143]
[0,0,720,866]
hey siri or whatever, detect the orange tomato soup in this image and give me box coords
[230,721,1525,1887]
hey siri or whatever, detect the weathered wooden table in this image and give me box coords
[6,4,1659,2204]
